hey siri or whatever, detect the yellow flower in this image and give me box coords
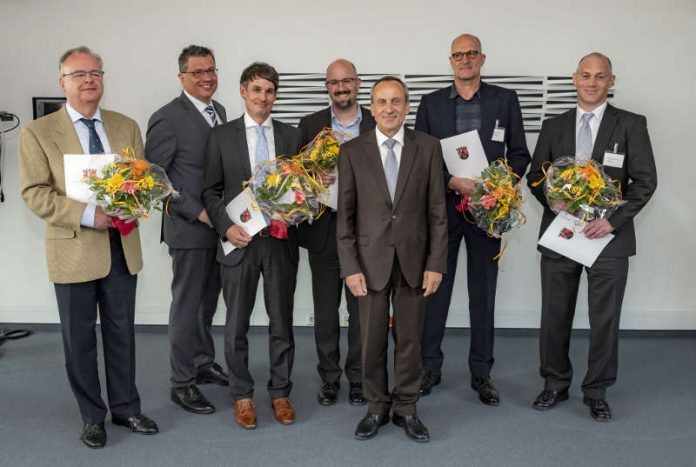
[106,173,125,194]
[588,175,604,190]
[265,173,281,187]
[560,168,574,181]
[310,149,320,161]
[142,175,155,189]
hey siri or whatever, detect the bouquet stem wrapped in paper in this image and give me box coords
[84,148,175,235]
[537,157,622,222]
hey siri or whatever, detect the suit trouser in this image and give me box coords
[539,255,629,399]
[220,236,296,401]
[422,212,501,379]
[168,247,221,388]
[360,256,425,416]
[307,213,361,385]
[54,230,141,424]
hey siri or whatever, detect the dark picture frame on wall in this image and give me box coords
[32,97,66,120]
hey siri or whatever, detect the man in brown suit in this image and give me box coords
[337,76,448,443]
[19,46,158,449]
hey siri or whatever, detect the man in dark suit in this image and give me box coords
[527,52,657,421]
[337,76,447,443]
[415,33,531,404]
[145,45,228,415]
[297,59,375,407]
[19,46,158,449]
[202,62,301,430]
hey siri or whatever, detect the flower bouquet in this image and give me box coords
[468,159,526,238]
[298,128,342,174]
[84,148,175,235]
[542,157,622,221]
[246,157,326,228]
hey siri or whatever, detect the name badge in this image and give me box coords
[603,143,624,168]
[492,120,505,142]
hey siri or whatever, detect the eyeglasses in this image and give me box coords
[181,68,218,79]
[326,77,357,87]
[450,50,481,61]
[61,70,105,80]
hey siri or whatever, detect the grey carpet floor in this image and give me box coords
[1,327,694,467]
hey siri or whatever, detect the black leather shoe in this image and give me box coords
[81,423,106,449]
[317,382,339,406]
[471,377,501,406]
[392,413,430,443]
[112,414,159,435]
[419,372,441,396]
[583,396,612,421]
[532,388,569,411]
[354,412,389,440]
[196,362,229,386]
[348,383,366,406]
[171,384,215,414]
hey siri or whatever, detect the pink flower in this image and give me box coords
[481,195,497,209]
[121,182,138,194]
[294,189,306,204]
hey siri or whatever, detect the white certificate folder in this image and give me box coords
[63,153,116,203]
[440,130,489,179]
[538,212,614,268]
[220,190,268,255]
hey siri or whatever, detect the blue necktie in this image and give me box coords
[576,112,594,163]
[254,125,269,167]
[204,105,217,127]
[383,138,398,202]
[80,118,105,154]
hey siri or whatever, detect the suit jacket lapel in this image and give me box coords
[178,93,215,134]
[359,107,374,134]
[233,117,252,178]
[562,108,577,156]
[392,130,417,209]
[362,131,392,205]
[593,104,617,161]
[54,108,83,155]
[214,100,227,124]
[273,119,287,158]
[479,82,497,159]
[101,110,128,155]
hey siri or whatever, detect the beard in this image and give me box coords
[332,91,355,110]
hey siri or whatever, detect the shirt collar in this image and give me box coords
[448,83,481,100]
[576,101,608,124]
[244,112,272,129]
[375,125,405,147]
[330,105,362,127]
[66,103,102,123]
[183,90,213,113]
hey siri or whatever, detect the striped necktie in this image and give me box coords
[204,105,217,127]
[575,112,594,163]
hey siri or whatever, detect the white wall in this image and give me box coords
[1,0,694,329]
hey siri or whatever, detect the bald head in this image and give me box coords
[451,33,482,53]
[577,52,613,75]
[325,58,361,112]
[326,58,357,77]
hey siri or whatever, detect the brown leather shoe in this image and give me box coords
[234,398,257,429]
[271,397,295,425]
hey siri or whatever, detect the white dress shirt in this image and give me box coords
[244,113,276,171]
[66,103,112,227]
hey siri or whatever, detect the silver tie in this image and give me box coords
[575,112,594,163]
[204,105,218,127]
[383,138,398,202]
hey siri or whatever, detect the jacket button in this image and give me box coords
[392,215,397,220]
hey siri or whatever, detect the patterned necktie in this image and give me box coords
[254,125,269,167]
[575,112,594,163]
[80,118,105,154]
[383,138,398,202]
[204,105,217,127]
